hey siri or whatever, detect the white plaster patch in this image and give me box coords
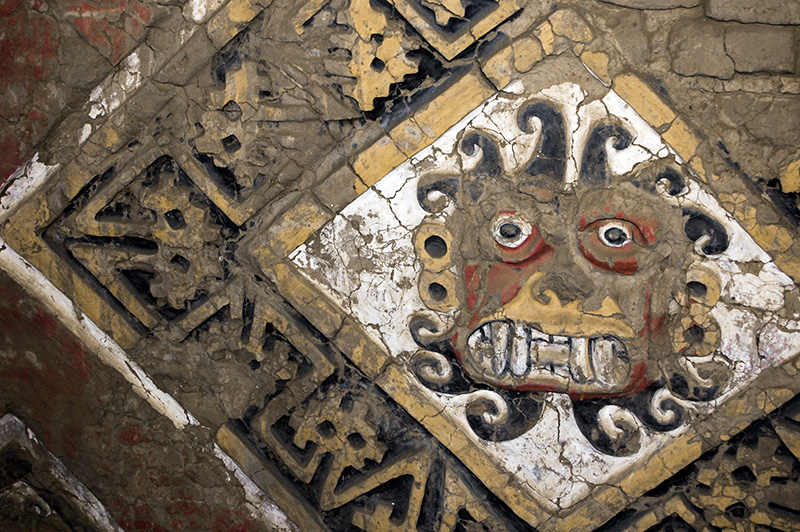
[726,272,785,310]
[759,319,800,367]
[88,49,147,120]
[0,154,59,218]
[79,123,93,145]
[290,72,800,516]
[184,0,226,23]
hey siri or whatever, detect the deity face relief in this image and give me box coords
[413,78,723,400]
[440,169,690,398]
[288,55,800,520]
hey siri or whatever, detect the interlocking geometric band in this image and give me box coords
[1,0,799,531]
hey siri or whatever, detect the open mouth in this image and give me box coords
[464,320,632,388]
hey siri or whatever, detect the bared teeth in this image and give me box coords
[510,323,529,377]
[467,323,494,374]
[490,322,510,375]
[529,329,549,342]
[537,339,571,366]
[569,337,591,381]
[464,321,629,385]
[589,336,630,384]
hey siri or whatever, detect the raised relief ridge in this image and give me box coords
[288,53,800,530]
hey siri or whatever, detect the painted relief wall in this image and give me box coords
[1,1,800,531]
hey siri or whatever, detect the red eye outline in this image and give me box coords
[493,212,548,263]
[493,215,531,248]
[578,218,649,274]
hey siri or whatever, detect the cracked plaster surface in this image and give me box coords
[1,0,800,530]
[291,74,800,511]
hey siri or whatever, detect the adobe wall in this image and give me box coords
[1,1,799,531]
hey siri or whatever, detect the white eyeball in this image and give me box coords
[493,215,531,248]
[598,221,632,248]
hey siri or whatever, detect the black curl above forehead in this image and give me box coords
[414,101,730,258]
[629,163,730,255]
[580,125,634,187]
[682,209,730,255]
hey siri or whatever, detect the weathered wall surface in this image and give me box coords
[0,0,163,180]
[0,269,291,531]
[1,1,800,531]
[3,0,798,219]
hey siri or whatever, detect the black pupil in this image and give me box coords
[499,222,521,239]
[604,227,628,245]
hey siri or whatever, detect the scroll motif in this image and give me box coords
[409,84,734,455]
[289,55,800,522]
[216,304,534,531]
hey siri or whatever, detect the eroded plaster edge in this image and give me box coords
[0,413,125,531]
[213,444,299,532]
[0,234,199,430]
[0,155,298,531]
[0,154,59,219]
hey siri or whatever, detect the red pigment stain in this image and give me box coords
[63,0,153,64]
[166,500,204,517]
[0,2,58,181]
[494,218,550,265]
[473,246,554,326]
[0,275,94,457]
[211,510,265,532]
[579,208,658,245]
[119,425,151,445]
[0,0,24,17]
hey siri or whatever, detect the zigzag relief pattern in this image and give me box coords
[47,154,239,332]
[210,286,535,532]
[1,1,799,531]
[600,394,800,532]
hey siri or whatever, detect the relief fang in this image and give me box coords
[465,319,630,389]
[290,54,800,526]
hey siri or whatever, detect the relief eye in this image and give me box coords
[599,223,632,247]
[493,217,531,248]
[577,218,647,274]
[499,222,521,239]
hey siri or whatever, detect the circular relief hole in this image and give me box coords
[317,420,337,438]
[221,100,242,121]
[370,57,386,72]
[687,281,708,300]
[684,324,705,344]
[725,502,750,520]
[347,433,366,449]
[428,282,448,301]
[424,235,448,258]
[731,466,756,484]
[339,392,354,412]
[221,134,241,153]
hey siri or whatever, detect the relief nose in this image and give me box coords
[535,272,594,306]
